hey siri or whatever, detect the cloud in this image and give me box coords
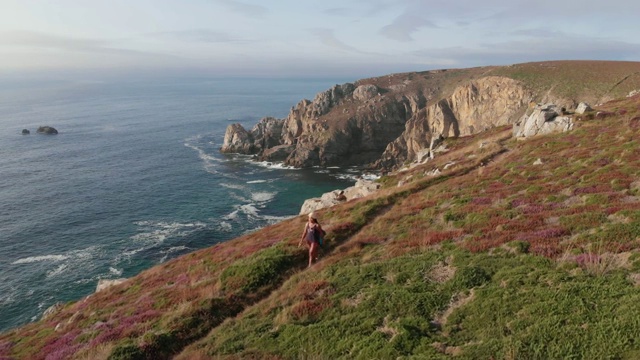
[0,31,184,69]
[379,11,436,42]
[411,36,640,68]
[310,28,360,53]
[150,29,246,44]
[380,13,436,41]
[0,31,108,52]
[211,0,267,17]
[323,7,351,16]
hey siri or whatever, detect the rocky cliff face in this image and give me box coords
[221,62,640,170]
[377,77,531,169]
[221,80,427,167]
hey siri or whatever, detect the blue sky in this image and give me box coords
[1,0,639,78]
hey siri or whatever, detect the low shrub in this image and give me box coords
[220,246,295,294]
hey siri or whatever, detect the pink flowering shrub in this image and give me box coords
[42,330,81,360]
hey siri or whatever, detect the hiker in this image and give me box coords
[298,212,325,267]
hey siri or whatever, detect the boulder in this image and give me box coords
[21,129,30,135]
[575,102,593,114]
[299,179,380,214]
[42,302,64,320]
[352,84,380,101]
[36,126,58,134]
[96,278,127,293]
[513,104,573,139]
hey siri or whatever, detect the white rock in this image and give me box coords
[513,104,574,138]
[575,102,593,114]
[426,168,441,177]
[299,179,381,214]
[96,278,127,293]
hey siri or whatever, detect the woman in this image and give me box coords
[298,212,324,267]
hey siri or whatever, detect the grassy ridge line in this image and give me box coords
[489,60,640,102]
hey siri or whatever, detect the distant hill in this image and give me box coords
[2,61,640,359]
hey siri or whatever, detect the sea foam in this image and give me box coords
[12,255,69,265]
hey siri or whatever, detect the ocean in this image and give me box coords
[0,75,360,332]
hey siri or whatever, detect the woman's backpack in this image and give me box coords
[313,226,327,247]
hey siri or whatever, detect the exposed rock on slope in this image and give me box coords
[513,104,574,138]
[299,179,381,215]
[377,77,531,169]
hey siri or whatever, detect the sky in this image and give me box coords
[0,0,639,78]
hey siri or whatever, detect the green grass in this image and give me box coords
[4,63,640,360]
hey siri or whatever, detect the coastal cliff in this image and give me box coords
[222,61,640,170]
[4,61,640,360]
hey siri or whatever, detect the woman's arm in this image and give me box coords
[298,224,308,247]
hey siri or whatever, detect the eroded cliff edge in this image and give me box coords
[221,61,640,170]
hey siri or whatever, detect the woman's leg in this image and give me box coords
[308,242,318,267]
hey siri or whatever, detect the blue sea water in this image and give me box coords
[0,75,359,332]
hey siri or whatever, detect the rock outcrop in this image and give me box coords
[513,104,574,139]
[221,80,426,168]
[96,278,127,293]
[36,126,58,135]
[220,117,285,155]
[21,129,30,135]
[575,102,593,114]
[299,179,381,214]
[377,77,531,169]
[220,62,637,170]
[42,302,64,320]
[220,123,255,154]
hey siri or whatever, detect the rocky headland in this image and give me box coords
[221,61,640,171]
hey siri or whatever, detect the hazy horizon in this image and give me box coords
[1,0,639,79]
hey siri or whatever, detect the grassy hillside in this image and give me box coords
[2,63,640,359]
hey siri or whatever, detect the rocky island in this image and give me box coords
[36,126,58,135]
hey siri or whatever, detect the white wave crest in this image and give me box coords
[251,191,276,203]
[158,246,190,263]
[184,135,222,174]
[239,204,260,217]
[46,264,69,278]
[219,221,233,231]
[130,221,207,244]
[223,210,239,221]
[220,183,246,190]
[253,161,298,170]
[109,267,123,276]
[165,246,189,253]
[246,180,267,184]
[262,214,295,224]
[12,255,69,264]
